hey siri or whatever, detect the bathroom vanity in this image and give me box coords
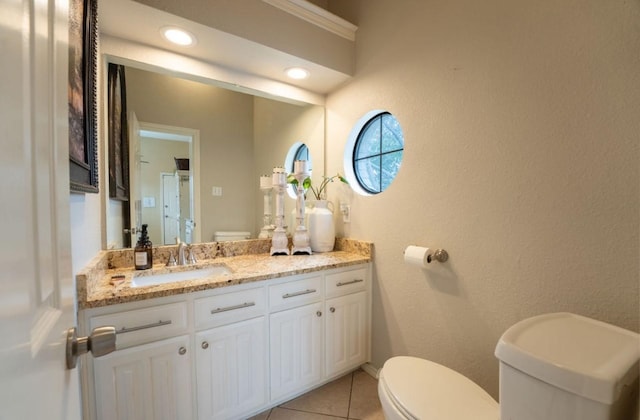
[77,239,372,420]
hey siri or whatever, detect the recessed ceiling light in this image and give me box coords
[285,67,309,80]
[161,26,196,46]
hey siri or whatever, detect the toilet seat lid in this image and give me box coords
[380,356,498,420]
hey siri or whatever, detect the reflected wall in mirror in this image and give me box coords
[105,65,325,250]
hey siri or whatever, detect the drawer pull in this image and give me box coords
[282,289,316,299]
[336,279,364,287]
[117,320,172,334]
[210,301,256,314]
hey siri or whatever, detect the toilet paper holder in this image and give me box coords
[427,249,449,263]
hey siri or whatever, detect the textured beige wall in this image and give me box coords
[326,0,640,398]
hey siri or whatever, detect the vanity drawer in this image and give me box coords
[89,302,188,349]
[325,266,368,298]
[269,275,323,313]
[195,286,266,330]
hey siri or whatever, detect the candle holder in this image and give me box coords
[259,175,275,239]
[291,161,312,255]
[270,167,290,256]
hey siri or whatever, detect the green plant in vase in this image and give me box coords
[287,173,348,200]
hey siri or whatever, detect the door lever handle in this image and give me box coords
[66,326,116,369]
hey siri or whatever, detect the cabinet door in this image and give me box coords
[325,291,368,378]
[270,302,324,401]
[196,316,268,420]
[93,335,193,420]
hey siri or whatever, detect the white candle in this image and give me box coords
[294,160,308,174]
[272,167,285,186]
[260,175,272,189]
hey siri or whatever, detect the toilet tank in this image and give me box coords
[213,231,251,241]
[495,312,639,420]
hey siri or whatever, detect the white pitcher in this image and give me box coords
[308,200,335,252]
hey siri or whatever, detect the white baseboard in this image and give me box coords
[361,362,380,379]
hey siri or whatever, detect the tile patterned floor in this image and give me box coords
[250,369,384,420]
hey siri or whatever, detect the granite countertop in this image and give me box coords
[77,238,372,309]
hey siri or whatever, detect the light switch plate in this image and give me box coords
[340,203,351,223]
[212,186,223,196]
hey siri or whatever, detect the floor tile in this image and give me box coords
[247,408,272,420]
[269,407,347,419]
[279,373,353,417]
[348,370,384,420]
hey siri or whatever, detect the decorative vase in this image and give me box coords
[308,200,335,252]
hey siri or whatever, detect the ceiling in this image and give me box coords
[99,0,354,96]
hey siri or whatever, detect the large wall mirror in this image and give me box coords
[104,60,325,250]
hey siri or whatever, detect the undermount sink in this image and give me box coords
[131,265,231,288]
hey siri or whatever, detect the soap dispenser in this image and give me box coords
[134,224,153,270]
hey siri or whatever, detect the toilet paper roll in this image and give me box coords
[404,246,431,267]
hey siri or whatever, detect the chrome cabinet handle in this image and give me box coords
[116,320,172,334]
[210,302,255,314]
[336,279,363,287]
[282,289,316,299]
[201,341,209,349]
[178,346,187,355]
[66,326,116,369]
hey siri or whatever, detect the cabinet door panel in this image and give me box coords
[325,291,368,377]
[270,302,323,401]
[93,335,192,420]
[196,316,267,420]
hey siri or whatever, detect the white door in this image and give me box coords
[162,173,181,244]
[129,112,142,239]
[0,0,81,418]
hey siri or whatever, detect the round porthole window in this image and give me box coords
[344,110,404,195]
[285,142,312,198]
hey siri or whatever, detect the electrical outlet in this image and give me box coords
[212,186,223,196]
[340,203,351,223]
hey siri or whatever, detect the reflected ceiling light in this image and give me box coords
[285,67,309,80]
[161,26,196,46]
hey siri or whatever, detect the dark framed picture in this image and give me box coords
[107,63,130,201]
[69,0,99,193]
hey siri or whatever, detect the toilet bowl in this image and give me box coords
[378,313,639,420]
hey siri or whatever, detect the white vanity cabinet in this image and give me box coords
[325,291,368,377]
[94,335,193,420]
[81,262,370,420]
[268,275,325,401]
[86,302,192,420]
[325,267,370,378]
[193,286,268,420]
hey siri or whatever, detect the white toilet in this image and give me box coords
[213,231,251,241]
[378,312,639,420]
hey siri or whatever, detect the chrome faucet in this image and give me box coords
[177,240,187,266]
[187,246,197,265]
